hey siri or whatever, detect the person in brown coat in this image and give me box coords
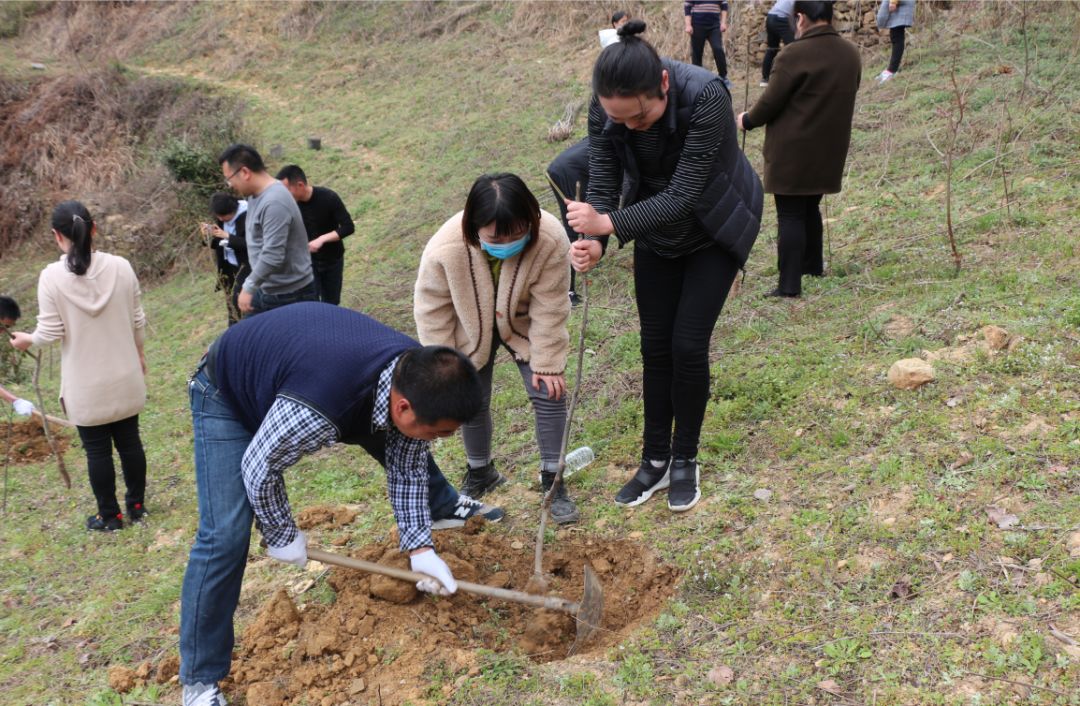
[737,0,861,297]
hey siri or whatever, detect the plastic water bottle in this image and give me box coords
[563,446,595,477]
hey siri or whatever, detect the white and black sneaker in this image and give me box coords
[183,683,227,706]
[614,459,670,507]
[431,495,505,529]
[667,459,700,512]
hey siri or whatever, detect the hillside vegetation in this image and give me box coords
[1,2,1078,705]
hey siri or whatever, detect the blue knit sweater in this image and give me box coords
[211,302,416,437]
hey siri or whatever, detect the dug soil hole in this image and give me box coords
[2,420,70,464]
[229,524,679,705]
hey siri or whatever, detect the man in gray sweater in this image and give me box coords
[219,144,316,316]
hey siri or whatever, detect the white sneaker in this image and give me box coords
[759,80,769,87]
[875,70,895,84]
[183,683,227,706]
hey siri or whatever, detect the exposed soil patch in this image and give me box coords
[2,420,70,464]
[228,525,679,705]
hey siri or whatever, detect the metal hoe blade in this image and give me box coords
[569,564,603,655]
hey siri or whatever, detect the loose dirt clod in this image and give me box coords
[227,529,678,705]
[2,420,70,464]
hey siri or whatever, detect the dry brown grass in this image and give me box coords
[0,65,245,278]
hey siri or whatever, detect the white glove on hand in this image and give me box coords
[410,549,457,595]
[267,530,307,567]
[12,399,34,417]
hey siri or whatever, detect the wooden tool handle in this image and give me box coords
[306,548,580,614]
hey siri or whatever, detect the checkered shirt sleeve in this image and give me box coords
[374,356,434,552]
[242,396,338,548]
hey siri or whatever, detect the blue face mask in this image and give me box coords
[480,233,530,260]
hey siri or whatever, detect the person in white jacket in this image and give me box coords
[10,200,148,532]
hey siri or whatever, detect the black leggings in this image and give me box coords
[690,24,727,78]
[76,414,146,519]
[763,14,796,81]
[634,243,739,461]
[773,194,824,296]
[888,26,907,73]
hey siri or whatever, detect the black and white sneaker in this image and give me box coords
[183,682,227,706]
[667,459,701,512]
[614,459,670,507]
[431,495,505,529]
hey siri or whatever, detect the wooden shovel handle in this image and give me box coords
[306,548,579,614]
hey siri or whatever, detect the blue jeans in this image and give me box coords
[180,367,459,684]
[247,279,318,316]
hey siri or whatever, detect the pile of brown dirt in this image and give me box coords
[228,525,679,705]
[2,419,69,464]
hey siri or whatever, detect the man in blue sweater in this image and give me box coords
[180,303,502,706]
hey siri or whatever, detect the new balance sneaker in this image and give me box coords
[459,462,507,499]
[875,70,895,84]
[614,459,670,507]
[183,682,227,706]
[431,495,505,529]
[86,514,123,532]
[667,459,701,512]
[540,471,581,524]
[127,502,149,522]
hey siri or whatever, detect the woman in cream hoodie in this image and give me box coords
[11,200,148,532]
[414,173,579,523]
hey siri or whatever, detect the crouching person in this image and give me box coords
[179,302,500,705]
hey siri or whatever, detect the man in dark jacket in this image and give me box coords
[276,165,356,305]
[180,303,502,706]
[738,0,861,297]
[206,192,250,326]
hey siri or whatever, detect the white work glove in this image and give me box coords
[12,399,34,417]
[409,549,457,595]
[267,530,307,568]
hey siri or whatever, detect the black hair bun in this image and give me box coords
[617,18,647,38]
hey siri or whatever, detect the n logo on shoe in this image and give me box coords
[454,505,471,518]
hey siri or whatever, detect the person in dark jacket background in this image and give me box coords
[738,0,861,298]
[276,165,356,306]
[566,20,762,514]
[683,1,732,89]
[547,139,591,306]
[206,192,250,326]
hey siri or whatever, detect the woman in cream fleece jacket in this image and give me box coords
[10,200,148,532]
[414,173,579,523]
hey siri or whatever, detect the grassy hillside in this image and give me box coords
[1,2,1079,704]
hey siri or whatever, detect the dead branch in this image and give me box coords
[28,351,70,489]
[2,407,11,513]
[417,3,483,38]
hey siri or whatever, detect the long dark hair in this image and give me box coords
[460,173,541,253]
[51,200,94,276]
[593,19,664,99]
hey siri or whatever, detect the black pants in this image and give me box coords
[76,414,146,519]
[888,26,907,73]
[218,264,250,326]
[311,257,344,305]
[763,14,796,81]
[690,24,727,78]
[634,243,739,461]
[774,194,824,295]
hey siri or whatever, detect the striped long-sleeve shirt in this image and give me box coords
[684,1,729,27]
[586,76,732,258]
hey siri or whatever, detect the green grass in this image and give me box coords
[2,2,1080,705]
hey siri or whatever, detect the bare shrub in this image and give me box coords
[0,67,246,280]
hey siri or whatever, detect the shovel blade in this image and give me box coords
[568,564,603,655]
